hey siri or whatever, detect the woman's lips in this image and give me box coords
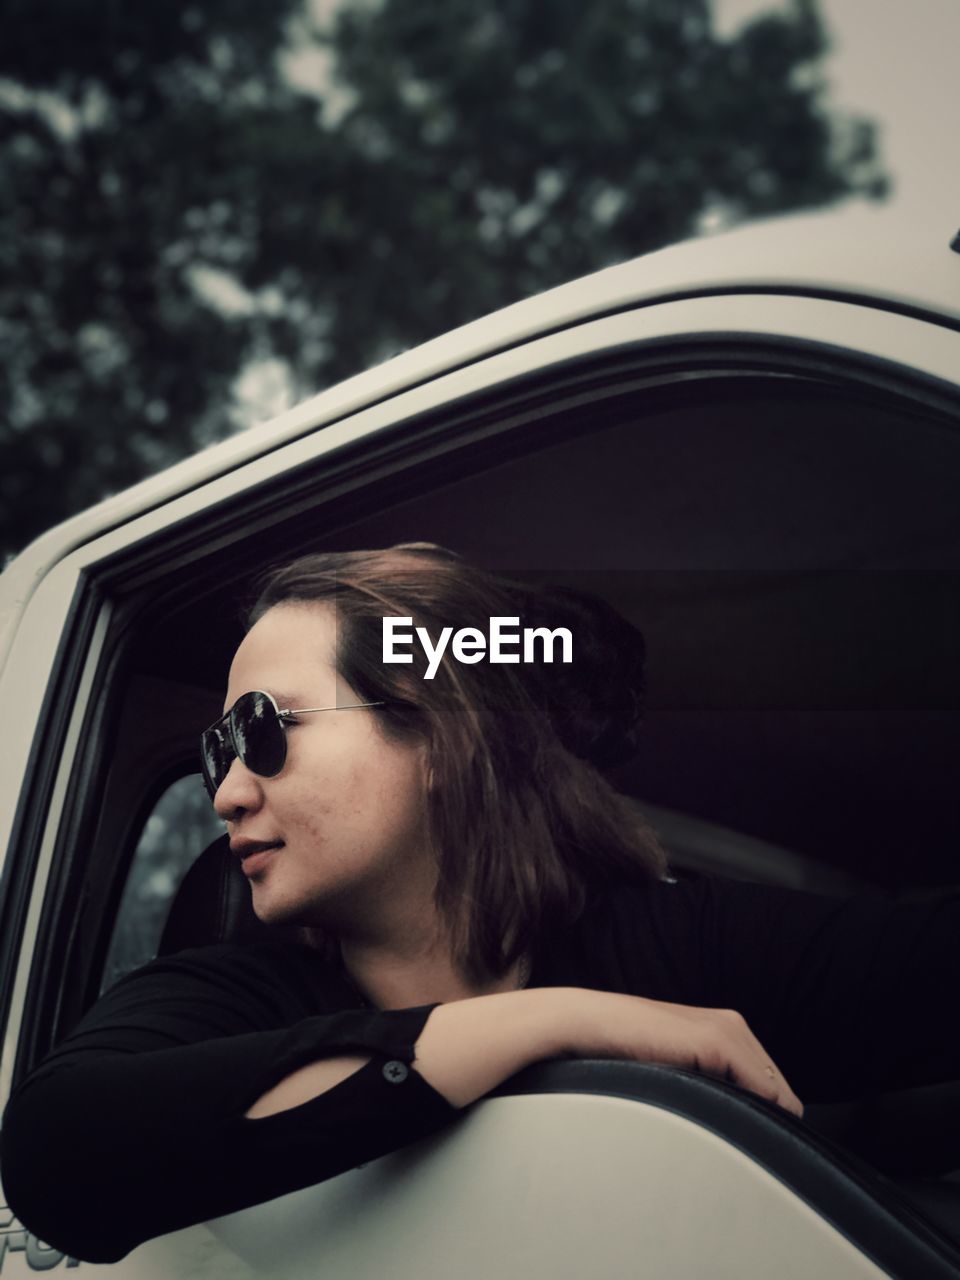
[240,847,278,876]
[233,840,284,876]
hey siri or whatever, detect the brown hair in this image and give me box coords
[249,544,666,983]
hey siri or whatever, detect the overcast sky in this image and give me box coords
[716,0,960,226]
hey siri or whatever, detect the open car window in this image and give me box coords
[16,368,960,1049]
[100,776,224,994]
[25,368,953,1051]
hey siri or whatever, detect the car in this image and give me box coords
[1,203,959,1278]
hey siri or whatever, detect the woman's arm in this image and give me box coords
[249,986,803,1116]
[0,942,456,1264]
[1,939,802,1264]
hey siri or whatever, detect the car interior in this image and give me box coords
[16,361,960,1268]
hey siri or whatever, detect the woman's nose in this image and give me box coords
[212,755,264,820]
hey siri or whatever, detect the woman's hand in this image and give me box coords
[414,987,802,1117]
[549,988,803,1117]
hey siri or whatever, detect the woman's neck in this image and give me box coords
[339,936,526,1010]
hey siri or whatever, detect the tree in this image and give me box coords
[0,0,886,558]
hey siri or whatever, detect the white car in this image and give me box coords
[1,206,959,1278]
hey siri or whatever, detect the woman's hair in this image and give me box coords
[248,543,666,983]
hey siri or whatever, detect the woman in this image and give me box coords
[2,543,958,1263]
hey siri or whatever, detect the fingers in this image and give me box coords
[699,1009,803,1117]
[725,1053,803,1117]
[735,1013,804,1118]
[565,989,805,1119]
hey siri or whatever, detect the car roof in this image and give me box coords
[3,202,959,616]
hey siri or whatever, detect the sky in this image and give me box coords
[715,0,960,224]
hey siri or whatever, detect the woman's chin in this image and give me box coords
[248,878,330,930]
[248,882,302,927]
[247,870,364,934]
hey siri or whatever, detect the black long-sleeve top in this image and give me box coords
[2,872,959,1263]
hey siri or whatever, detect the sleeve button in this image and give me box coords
[382,1060,409,1084]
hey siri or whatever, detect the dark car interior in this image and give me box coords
[121,372,960,889]
[18,361,960,1270]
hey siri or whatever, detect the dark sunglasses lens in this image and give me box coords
[201,722,233,798]
[231,690,286,778]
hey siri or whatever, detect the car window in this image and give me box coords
[29,368,960,1070]
[100,776,223,993]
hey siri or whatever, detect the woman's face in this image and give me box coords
[213,601,432,935]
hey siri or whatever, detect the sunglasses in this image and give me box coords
[200,689,385,800]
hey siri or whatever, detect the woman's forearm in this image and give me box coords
[410,988,567,1107]
[245,988,567,1117]
[244,1053,373,1117]
[243,984,803,1120]
[417,985,803,1114]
